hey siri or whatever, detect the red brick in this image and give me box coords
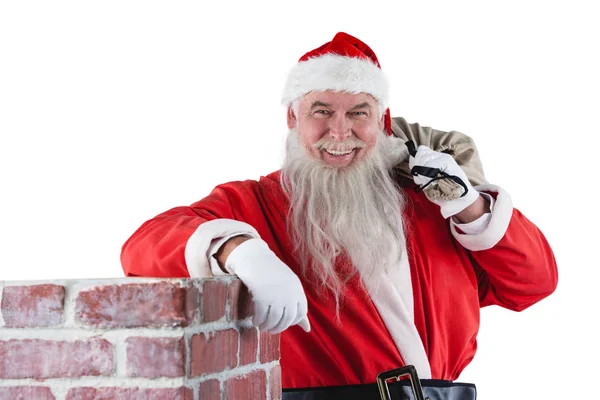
[186,284,200,325]
[239,327,258,365]
[225,370,267,400]
[190,329,238,376]
[0,338,113,379]
[198,379,221,400]
[0,386,55,400]
[66,387,193,400]
[1,284,64,327]
[126,336,185,378]
[260,331,280,363]
[270,365,282,400]
[227,280,253,321]
[75,282,192,328]
[202,280,227,322]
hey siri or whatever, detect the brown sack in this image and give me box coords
[390,116,488,200]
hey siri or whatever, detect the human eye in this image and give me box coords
[314,109,330,115]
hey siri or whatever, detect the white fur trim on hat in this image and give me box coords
[282,54,389,109]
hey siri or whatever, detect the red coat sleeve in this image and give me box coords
[121,184,244,278]
[469,208,558,311]
[451,184,558,311]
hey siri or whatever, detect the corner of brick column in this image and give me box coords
[191,276,283,400]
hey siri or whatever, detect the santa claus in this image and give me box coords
[121,32,557,399]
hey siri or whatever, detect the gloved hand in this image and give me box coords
[224,238,310,334]
[409,145,480,219]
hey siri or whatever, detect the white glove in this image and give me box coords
[224,238,310,334]
[409,145,480,219]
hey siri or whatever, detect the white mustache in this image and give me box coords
[312,136,366,152]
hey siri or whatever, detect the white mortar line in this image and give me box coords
[113,333,127,377]
[0,376,187,388]
[62,280,77,328]
[257,324,262,365]
[236,326,241,368]
[0,327,189,341]
[50,385,68,400]
[266,363,271,400]
[185,330,191,380]
[0,322,255,341]
[183,317,254,335]
[183,360,280,388]
[191,380,199,400]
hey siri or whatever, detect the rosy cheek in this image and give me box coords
[368,134,379,147]
[357,128,376,144]
[303,127,321,145]
[299,133,319,156]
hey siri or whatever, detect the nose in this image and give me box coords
[327,112,352,141]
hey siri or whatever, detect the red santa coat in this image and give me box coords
[121,170,557,388]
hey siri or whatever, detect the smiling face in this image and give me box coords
[287,91,383,168]
[281,90,406,303]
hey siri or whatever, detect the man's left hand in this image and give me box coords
[409,145,481,219]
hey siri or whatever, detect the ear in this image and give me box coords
[378,113,385,130]
[287,105,297,129]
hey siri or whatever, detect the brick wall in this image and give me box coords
[0,277,281,400]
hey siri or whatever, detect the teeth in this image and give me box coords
[325,149,354,156]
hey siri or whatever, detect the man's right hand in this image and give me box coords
[221,238,310,334]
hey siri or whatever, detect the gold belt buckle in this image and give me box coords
[376,365,430,400]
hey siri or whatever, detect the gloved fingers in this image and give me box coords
[410,146,441,170]
[413,145,437,163]
[413,174,431,186]
[413,145,433,155]
[411,148,457,188]
[259,305,283,332]
[439,190,481,218]
[297,317,311,332]
[269,306,296,334]
[289,302,305,327]
[418,152,449,170]
[290,302,310,332]
[253,302,270,328]
[297,298,308,318]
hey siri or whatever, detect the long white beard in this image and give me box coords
[280,129,407,302]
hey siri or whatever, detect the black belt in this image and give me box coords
[282,365,477,400]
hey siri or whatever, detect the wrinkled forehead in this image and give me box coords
[298,91,379,111]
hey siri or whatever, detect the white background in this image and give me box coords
[1,1,598,398]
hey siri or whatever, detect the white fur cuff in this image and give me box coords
[450,185,513,251]
[184,219,260,277]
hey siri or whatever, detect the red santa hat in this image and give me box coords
[282,32,393,135]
